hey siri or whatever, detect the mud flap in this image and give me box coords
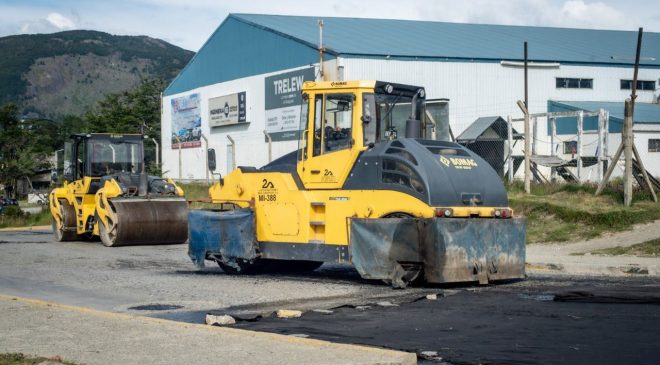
[350,218,526,285]
[188,209,257,268]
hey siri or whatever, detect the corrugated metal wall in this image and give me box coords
[340,57,659,135]
[162,54,659,180]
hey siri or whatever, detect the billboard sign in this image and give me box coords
[171,93,201,149]
[265,67,315,141]
[208,92,247,127]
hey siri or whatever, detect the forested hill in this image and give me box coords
[0,30,194,117]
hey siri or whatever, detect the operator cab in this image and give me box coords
[63,133,149,196]
[296,81,451,189]
[64,134,144,181]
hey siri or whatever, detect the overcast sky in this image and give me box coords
[1,0,659,51]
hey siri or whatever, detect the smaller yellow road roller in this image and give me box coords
[50,133,188,247]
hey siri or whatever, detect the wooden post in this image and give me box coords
[604,110,610,161]
[532,116,538,155]
[597,109,604,182]
[623,99,633,207]
[596,143,623,195]
[517,100,531,194]
[551,116,557,181]
[551,117,557,157]
[632,144,658,202]
[597,28,647,204]
[507,115,514,182]
[577,110,583,183]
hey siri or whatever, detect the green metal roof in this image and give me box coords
[233,14,660,66]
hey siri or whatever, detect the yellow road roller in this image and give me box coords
[189,81,526,287]
[50,133,188,247]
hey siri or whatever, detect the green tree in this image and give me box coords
[0,104,52,197]
[86,78,165,141]
[85,78,166,175]
[57,114,90,147]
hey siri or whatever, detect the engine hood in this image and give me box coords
[343,139,509,207]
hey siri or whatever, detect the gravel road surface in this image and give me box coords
[0,228,426,314]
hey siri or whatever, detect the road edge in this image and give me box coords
[0,225,50,232]
[0,293,417,364]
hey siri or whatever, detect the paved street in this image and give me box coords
[0,228,420,313]
[1,227,659,365]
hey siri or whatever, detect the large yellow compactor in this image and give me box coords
[189,81,526,287]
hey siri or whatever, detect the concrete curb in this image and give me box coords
[0,294,417,365]
[526,261,659,277]
[0,225,50,232]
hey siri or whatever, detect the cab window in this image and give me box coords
[313,93,353,156]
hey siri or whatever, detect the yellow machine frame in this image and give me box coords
[209,81,510,247]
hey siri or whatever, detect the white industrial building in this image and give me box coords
[161,14,660,181]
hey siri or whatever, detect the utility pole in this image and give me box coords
[521,41,531,193]
[596,27,657,205]
[623,99,634,206]
[517,100,530,194]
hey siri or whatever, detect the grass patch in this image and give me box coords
[0,208,51,229]
[0,353,78,365]
[590,238,660,257]
[178,180,659,245]
[508,182,660,244]
[179,182,215,209]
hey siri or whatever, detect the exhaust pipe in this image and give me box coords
[405,88,425,138]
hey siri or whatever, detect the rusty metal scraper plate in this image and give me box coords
[350,217,526,286]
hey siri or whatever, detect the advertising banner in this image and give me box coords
[209,92,247,127]
[264,67,315,141]
[171,93,202,149]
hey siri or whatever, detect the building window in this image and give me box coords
[620,80,656,91]
[649,139,660,153]
[556,78,593,89]
[563,141,577,154]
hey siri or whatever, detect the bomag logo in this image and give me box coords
[439,156,451,167]
[439,156,478,170]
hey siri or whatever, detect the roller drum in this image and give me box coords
[101,198,188,246]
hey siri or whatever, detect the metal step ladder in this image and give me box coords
[309,201,325,244]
